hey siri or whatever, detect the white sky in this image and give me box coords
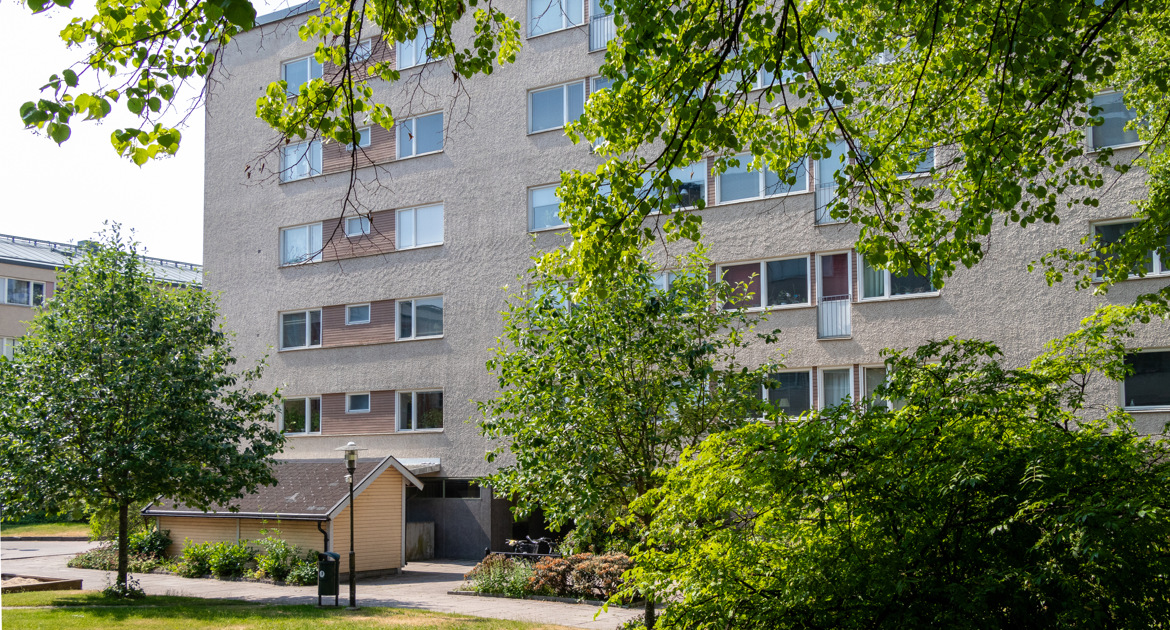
[0,0,287,265]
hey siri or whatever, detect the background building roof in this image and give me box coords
[0,233,202,286]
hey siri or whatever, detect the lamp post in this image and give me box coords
[335,441,366,610]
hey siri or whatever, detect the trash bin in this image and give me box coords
[317,551,340,607]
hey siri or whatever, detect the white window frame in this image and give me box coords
[346,127,372,151]
[716,154,810,204]
[395,203,445,250]
[397,389,445,432]
[397,295,445,340]
[346,303,371,325]
[345,216,371,237]
[282,55,323,95]
[528,184,566,232]
[279,309,323,350]
[527,0,583,37]
[346,392,372,414]
[1091,218,1168,280]
[1088,90,1143,153]
[280,222,323,266]
[861,364,891,409]
[857,253,938,301]
[818,366,854,410]
[717,256,812,311]
[3,278,46,307]
[763,368,814,416]
[280,139,322,182]
[527,80,586,134]
[281,396,322,435]
[1121,348,1170,412]
[397,112,444,159]
[397,24,436,70]
[351,38,373,62]
[0,337,17,360]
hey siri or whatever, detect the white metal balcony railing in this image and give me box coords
[814,182,837,224]
[590,13,616,51]
[817,295,851,339]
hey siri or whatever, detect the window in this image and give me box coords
[398,112,443,158]
[407,478,480,499]
[1091,92,1140,150]
[815,139,850,224]
[351,38,373,62]
[346,127,372,151]
[1093,220,1168,278]
[280,223,323,265]
[900,148,934,177]
[398,390,444,430]
[1,338,17,360]
[718,154,808,203]
[651,271,675,292]
[398,296,444,339]
[396,204,444,249]
[529,184,565,231]
[346,304,371,325]
[719,257,810,309]
[766,371,812,416]
[820,367,852,408]
[1123,351,1170,409]
[528,0,582,36]
[397,24,436,69]
[282,397,321,434]
[591,75,613,93]
[643,161,707,209]
[4,279,46,306]
[282,56,322,95]
[345,216,371,237]
[346,393,371,413]
[281,309,322,349]
[859,256,934,299]
[528,81,585,133]
[280,140,322,182]
[863,366,888,409]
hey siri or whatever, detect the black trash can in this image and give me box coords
[317,551,340,607]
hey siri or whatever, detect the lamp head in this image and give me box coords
[335,441,367,472]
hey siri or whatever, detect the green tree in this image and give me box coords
[478,250,779,626]
[626,304,1170,629]
[0,228,284,594]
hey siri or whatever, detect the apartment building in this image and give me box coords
[0,234,202,359]
[203,0,1170,558]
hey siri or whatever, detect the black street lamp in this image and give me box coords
[335,441,367,610]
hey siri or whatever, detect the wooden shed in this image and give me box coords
[142,455,424,577]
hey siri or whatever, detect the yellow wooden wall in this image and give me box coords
[332,468,404,573]
[157,516,238,558]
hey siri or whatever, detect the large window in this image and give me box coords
[528,81,585,133]
[1,337,17,360]
[766,371,812,416]
[282,56,322,95]
[718,154,808,203]
[397,112,444,158]
[859,256,934,299]
[280,140,322,182]
[282,397,321,434]
[397,204,444,249]
[281,309,322,349]
[1123,351,1170,409]
[346,393,371,414]
[1091,92,1140,150]
[398,390,444,431]
[815,139,850,224]
[397,24,436,69]
[398,296,444,340]
[1093,220,1168,278]
[4,279,45,306]
[643,161,707,209]
[529,184,565,231]
[280,222,323,265]
[719,257,810,309]
[528,0,582,36]
[863,366,888,409]
[820,367,852,408]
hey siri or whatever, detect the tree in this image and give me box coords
[625,304,1170,629]
[477,250,780,627]
[16,0,1168,300]
[0,228,285,595]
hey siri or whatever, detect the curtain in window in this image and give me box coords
[822,369,851,407]
[862,258,885,298]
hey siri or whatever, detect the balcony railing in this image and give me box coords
[817,295,851,339]
[590,13,616,51]
[815,181,838,224]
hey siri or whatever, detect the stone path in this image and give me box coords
[0,540,639,629]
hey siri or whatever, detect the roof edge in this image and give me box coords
[141,509,329,521]
[255,0,320,27]
[325,454,425,519]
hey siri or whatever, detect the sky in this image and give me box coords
[0,0,285,265]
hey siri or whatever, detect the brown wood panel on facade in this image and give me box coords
[706,157,717,206]
[322,390,397,435]
[322,299,396,348]
[322,124,396,174]
[322,209,397,262]
[332,469,405,573]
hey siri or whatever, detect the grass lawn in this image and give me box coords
[0,591,576,629]
[0,521,90,538]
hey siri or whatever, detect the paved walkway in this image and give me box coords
[0,540,638,629]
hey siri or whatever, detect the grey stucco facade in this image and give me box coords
[203,2,1170,558]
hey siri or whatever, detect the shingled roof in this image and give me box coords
[143,456,423,521]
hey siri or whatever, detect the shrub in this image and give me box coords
[285,555,318,586]
[530,556,572,596]
[128,528,172,559]
[175,539,213,578]
[252,529,303,582]
[102,575,145,599]
[67,544,161,573]
[568,552,630,600]
[464,554,533,598]
[207,540,254,578]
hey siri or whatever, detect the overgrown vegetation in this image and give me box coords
[463,553,632,602]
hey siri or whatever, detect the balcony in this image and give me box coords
[590,13,615,51]
[817,295,851,339]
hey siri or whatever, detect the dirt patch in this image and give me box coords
[2,577,44,587]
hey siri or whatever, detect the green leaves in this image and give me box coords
[212,0,256,29]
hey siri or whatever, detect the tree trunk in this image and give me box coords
[644,598,656,629]
[117,501,129,590]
